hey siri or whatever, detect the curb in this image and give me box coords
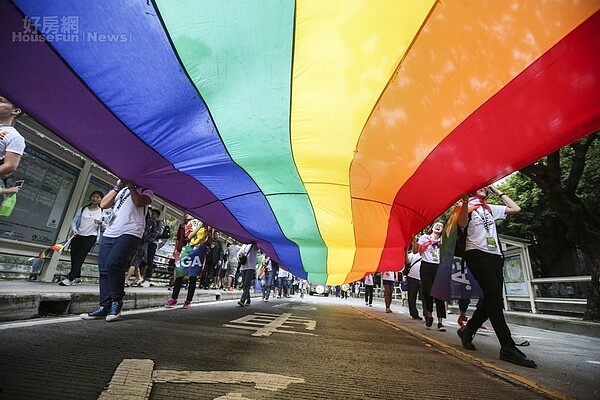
[0,290,256,322]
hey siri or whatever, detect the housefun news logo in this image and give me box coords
[12,16,131,43]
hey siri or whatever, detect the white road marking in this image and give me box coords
[214,393,252,400]
[99,359,305,400]
[98,359,154,400]
[586,361,600,365]
[224,312,317,337]
[153,370,305,391]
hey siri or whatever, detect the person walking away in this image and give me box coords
[364,273,374,307]
[237,242,258,306]
[382,271,395,313]
[299,279,308,299]
[60,191,104,286]
[456,186,536,368]
[172,220,186,263]
[400,275,409,307]
[225,242,241,291]
[80,180,152,322]
[204,230,224,289]
[260,255,274,301]
[141,209,164,286]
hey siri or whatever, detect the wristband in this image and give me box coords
[112,186,122,193]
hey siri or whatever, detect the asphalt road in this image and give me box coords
[0,295,597,399]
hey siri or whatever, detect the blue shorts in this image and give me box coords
[383,279,394,286]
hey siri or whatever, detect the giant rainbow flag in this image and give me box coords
[1,1,598,284]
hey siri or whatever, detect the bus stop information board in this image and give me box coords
[0,146,78,246]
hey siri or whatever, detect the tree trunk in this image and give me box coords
[520,134,600,320]
[583,257,600,321]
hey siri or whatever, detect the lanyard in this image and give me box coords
[474,207,492,233]
[113,188,131,213]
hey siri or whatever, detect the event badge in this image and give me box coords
[485,235,497,250]
[431,250,439,262]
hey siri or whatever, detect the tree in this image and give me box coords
[515,132,600,321]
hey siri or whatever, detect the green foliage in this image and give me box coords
[497,136,600,278]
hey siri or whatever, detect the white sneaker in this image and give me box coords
[59,278,71,286]
[72,278,82,285]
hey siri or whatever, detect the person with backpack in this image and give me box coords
[141,209,165,285]
[237,242,258,306]
[456,186,536,368]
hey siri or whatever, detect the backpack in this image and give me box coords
[400,280,409,291]
[157,224,170,240]
[141,211,154,242]
[454,212,472,259]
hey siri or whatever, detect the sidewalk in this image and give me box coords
[0,280,256,322]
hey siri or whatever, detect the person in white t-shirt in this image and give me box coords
[418,222,447,331]
[237,242,258,306]
[456,186,536,368]
[0,95,26,195]
[60,191,105,286]
[381,271,396,313]
[405,244,423,320]
[224,242,241,291]
[81,179,153,322]
[364,273,374,307]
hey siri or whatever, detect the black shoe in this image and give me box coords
[457,326,476,350]
[412,316,423,320]
[237,300,245,307]
[437,323,446,332]
[500,346,537,368]
[425,316,434,328]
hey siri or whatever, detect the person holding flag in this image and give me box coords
[456,186,536,368]
[80,179,153,322]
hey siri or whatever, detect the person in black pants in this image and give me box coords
[364,273,374,306]
[456,187,536,368]
[405,246,423,320]
[142,209,164,285]
[60,191,104,286]
[417,222,447,331]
